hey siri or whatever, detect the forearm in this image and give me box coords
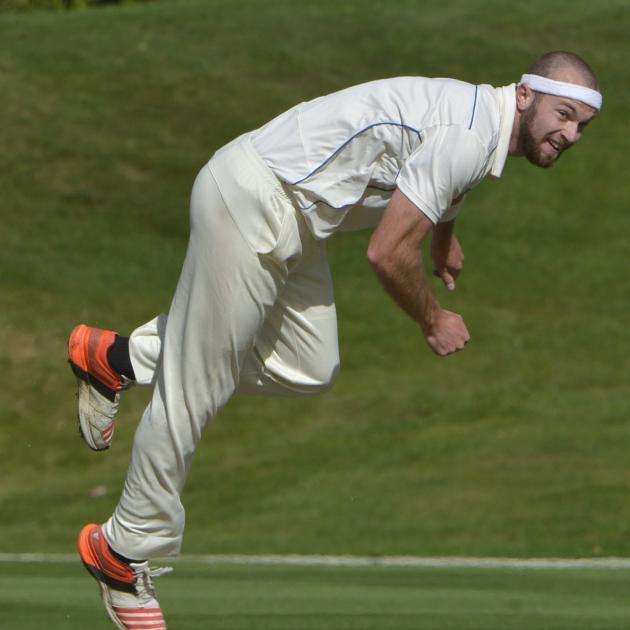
[368,189,469,356]
[368,246,440,333]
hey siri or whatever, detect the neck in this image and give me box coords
[508,94,523,156]
[508,107,523,156]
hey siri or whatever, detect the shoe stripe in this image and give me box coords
[117,615,165,621]
[113,608,163,614]
[102,424,114,439]
[113,608,165,628]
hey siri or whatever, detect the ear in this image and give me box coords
[516,83,536,112]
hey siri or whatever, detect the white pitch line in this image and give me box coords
[189,555,630,570]
[0,553,77,563]
[2,552,630,570]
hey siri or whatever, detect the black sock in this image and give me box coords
[106,335,136,381]
[108,544,142,565]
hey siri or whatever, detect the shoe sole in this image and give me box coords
[74,377,111,452]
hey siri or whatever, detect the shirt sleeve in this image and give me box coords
[439,194,465,223]
[396,125,489,224]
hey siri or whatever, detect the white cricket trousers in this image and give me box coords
[103,136,340,559]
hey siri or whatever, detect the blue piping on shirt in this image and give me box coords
[291,122,422,185]
[468,85,478,130]
[294,184,397,212]
[291,85,479,200]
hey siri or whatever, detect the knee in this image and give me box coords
[302,359,340,396]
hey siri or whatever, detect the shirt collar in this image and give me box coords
[489,84,516,178]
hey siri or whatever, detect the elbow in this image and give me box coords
[367,240,385,272]
[366,241,379,268]
[367,240,394,278]
[367,229,390,268]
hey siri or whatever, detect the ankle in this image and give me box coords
[108,543,142,565]
[106,336,136,381]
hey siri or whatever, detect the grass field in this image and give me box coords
[2,1,630,626]
[2,0,630,565]
[2,559,630,629]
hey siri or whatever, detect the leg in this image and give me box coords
[71,225,336,452]
[103,162,304,559]
[127,314,167,386]
[239,237,339,397]
[125,219,339,397]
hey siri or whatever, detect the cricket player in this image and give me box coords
[70,51,600,629]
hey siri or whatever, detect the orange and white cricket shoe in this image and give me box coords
[78,523,172,630]
[68,324,131,450]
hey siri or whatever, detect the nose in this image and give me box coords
[563,121,581,145]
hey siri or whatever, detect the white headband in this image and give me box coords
[519,73,602,110]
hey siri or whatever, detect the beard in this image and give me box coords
[519,102,561,169]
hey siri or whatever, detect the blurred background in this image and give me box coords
[1,0,629,562]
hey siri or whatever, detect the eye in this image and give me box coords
[558,110,569,119]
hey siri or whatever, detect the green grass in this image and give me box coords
[1,0,630,560]
[2,560,630,629]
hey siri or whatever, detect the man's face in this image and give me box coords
[519,93,597,168]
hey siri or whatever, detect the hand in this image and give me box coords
[431,232,464,291]
[423,308,470,356]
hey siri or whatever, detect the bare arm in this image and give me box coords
[367,189,469,356]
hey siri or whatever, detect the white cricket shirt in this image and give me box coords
[251,77,515,238]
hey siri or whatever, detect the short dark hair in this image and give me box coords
[526,51,599,90]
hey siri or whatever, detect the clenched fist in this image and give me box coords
[423,308,470,356]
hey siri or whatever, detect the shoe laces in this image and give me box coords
[120,375,135,391]
[130,561,173,606]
